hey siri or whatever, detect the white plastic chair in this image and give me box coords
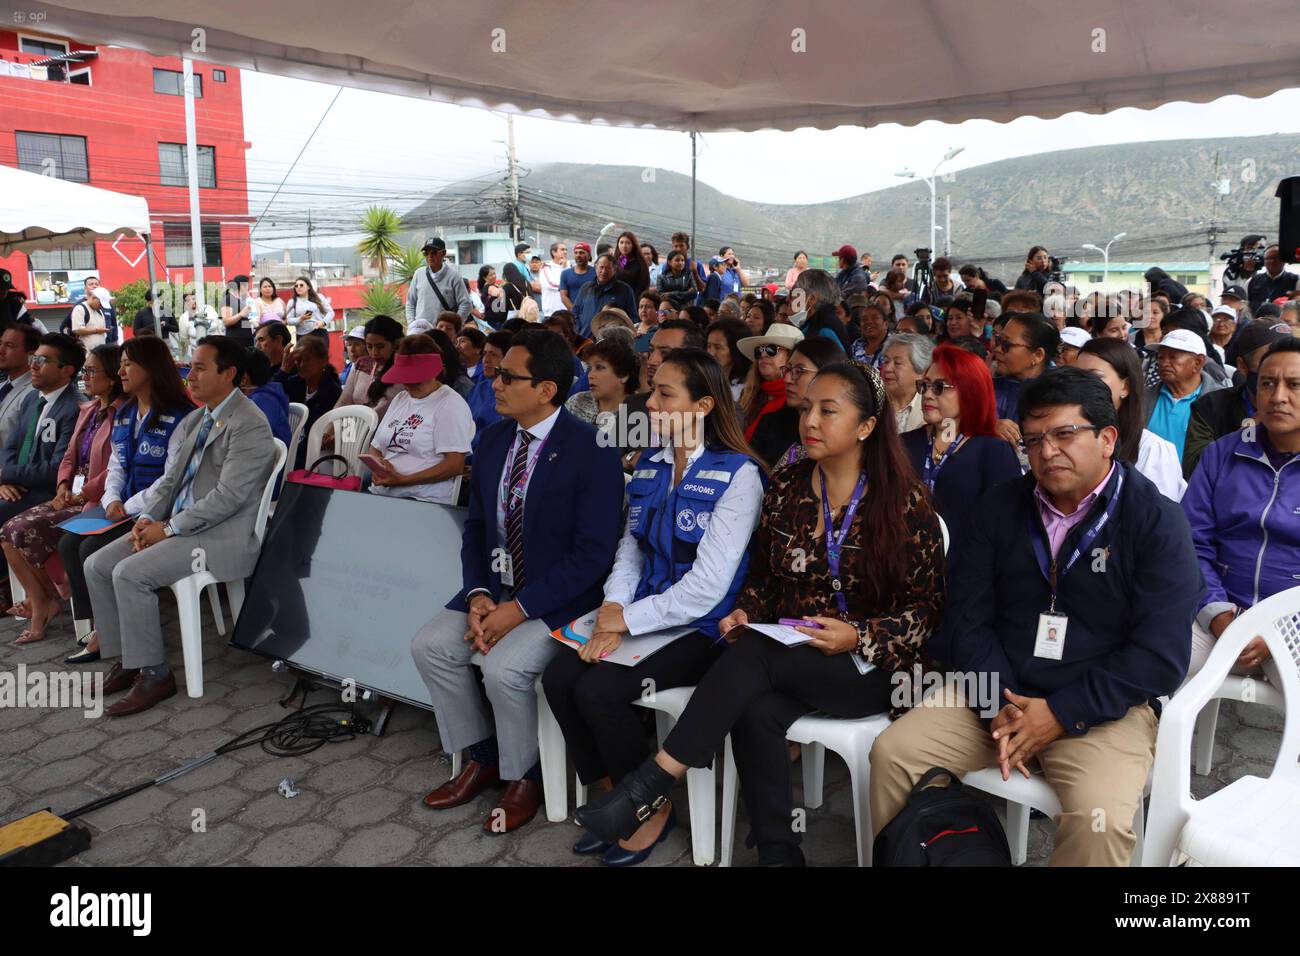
[448,676,569,823]
[285,402,308,471]
[1143,586,1300,867]
[303,405,377,478]
[1191,677,1284,776]
[961,767,1147,866]
[168,439,286,698]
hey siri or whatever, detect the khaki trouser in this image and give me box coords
[868,688,1157,866]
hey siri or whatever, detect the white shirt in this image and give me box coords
[285,294,334,333]
[34,383,71,431]
[603,444,763,636]
[540,261,567,316]
[1137,428,1186,502]
[494,406,562,553]
[70,302,108,350]
[246,295,286,324]
[101,408,188,514]
[368,386,474,504]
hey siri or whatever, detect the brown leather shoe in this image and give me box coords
[105,671,176,717]
[483,779,543,835]
[101,661,140,696]
[423,759,501,809]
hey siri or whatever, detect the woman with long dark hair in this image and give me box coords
[60,336,195,660]
[1014,245,1051,294]
[744,299,775,337]
[613,230,650,295]
[991,311,1059,445]
[544,348,766,865]
[248,277,285,323]
[705,317,752,401]
[738,323,804,468]
[335,313,404,418]
[1075,337,1185,500]
[428,328,473,399]
[2,345,125,645]
[285,276,334,338]
[772,335,845,469]
[576,360,945,866]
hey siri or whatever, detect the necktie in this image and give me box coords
[17,396,47,466]
[504,430,533,589]
[0,381,13,407]
[172,412,215,516]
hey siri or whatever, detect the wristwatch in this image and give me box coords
[163,521,177,538]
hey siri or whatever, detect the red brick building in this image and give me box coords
[0,29,251,320]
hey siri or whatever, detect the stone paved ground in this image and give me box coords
[0,597,1282,867]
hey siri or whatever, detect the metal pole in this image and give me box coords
[928,176,936,257]
[144,231,161,337]
[182,57,204,307]
[690,131,697,262]
[507,114,520,244]
[945,195,951,257]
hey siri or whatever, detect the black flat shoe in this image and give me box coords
[65,647,100,664]
[601,807,676,866]
[572,829,613,855]
[574,757,676,844]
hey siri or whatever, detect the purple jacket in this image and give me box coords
[1181,428,1300,624]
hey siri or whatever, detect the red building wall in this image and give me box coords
[0,30,251,313]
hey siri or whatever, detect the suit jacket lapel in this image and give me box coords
[522,411,565,542]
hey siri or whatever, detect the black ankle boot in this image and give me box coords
[575,757,675,842]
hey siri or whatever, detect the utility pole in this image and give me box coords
[307,209,314,280]
[944,194,951,257]
[690,131,697,258]
[1208,149,1225,264]
[506,114,520,244]
[182,56,204,305]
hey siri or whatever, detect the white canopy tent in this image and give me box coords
[0,164,151,256]
[37,0,1300,132]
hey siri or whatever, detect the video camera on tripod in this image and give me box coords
[1220,234,1266,281]
[912,247,934,296]
[1047,255,1070,287]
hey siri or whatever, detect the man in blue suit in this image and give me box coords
[411,329,624,833]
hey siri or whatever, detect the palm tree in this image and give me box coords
[356,206,404,281]
[359,280,404,322]
[390,241,426,288]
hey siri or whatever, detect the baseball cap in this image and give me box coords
[832,244,857,261]
[514,242,531,256]
[1059,326,1091,349]
[346,325,366,341]
[421,237,447,252]
[1210,305,1236,320]
[709,255,727,266]
[408,318,435,335]
[1221,284,1247,302]
[1158,328,1207,357]
[1227,319,1291,366]
[573,242,592,256]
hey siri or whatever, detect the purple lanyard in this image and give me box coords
[500,430,549,517]
[921,433,963,492]
[819,468,868,612]
[77,410,100,467]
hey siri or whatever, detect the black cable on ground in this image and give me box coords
[61,699,370,822]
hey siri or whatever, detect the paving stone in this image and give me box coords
[333,822,423,865]
[425,822,512,866]
[159,822,254,866]
[15,754,102,793]
[80,784,174,831]
[301,754,387,794]
[324,787,406,827]
[244,822,341,866]
[238,789,322,829]
[0,726,46,756]
[26,727,109,762]
[77,823,170,865]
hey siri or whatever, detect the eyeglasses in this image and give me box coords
[783,364,815,382]
[81,367,102,378]
[1018,424,1102,454]
[754,344,783,359]
[993,335,1031,353]
[28,355,63,368]
[496,367,543,386]
[916,379,957,396]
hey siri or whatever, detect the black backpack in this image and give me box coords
[873,767,1012,866]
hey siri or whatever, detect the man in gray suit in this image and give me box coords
[0,321,40,449]
[87,336,279,716]
[0,332,83,628]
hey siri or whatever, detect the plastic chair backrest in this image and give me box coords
[304,404,377,477]
[938,515,949,557]
[286,402,308,468]
[1224,588,1300,782]
[254,439,287,543]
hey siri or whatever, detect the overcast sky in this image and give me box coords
[241,72,1300,251]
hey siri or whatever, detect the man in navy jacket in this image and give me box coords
[411,329,623,833]
[871,367,1203,866]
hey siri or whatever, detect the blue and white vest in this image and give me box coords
[626,447,762,639]
[110,399,186,500]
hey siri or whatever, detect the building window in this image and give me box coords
[153,68,201,97]
[1177,275,1199,286]
[19,36,69,57]
[164,221,222,267]
[15,131,89,182]
[1088,274,1104,284]
[28,244,97,271]
[158,143,216,188]
[213,69,226,82]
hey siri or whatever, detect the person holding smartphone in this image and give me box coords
[285,276,334,339]
[365,335,473,505]
[576,360,945,866]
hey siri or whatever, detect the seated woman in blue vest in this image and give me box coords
[60,336,195,663]
[543,347,766,866]
[576,361,945,866]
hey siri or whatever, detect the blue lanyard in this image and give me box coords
[819,468,868,613]
[1028,470,1124,613]
[921,433,963,492]
[500,431,549,516]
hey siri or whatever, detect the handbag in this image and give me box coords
[285,454,362,491]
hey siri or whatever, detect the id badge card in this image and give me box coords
[498,550,514,588]
[1034,613,1068,660]
[71,474,86,495]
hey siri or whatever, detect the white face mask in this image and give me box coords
[789,309,808,327]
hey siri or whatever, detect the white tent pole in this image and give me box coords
[183,57,205,306]
[145,231,161,337]
[690,131,697,264]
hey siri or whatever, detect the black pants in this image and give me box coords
[542,631,723,786]
[663,634,894,854]
[57,520,134,620]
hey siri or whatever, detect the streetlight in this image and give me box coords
[895,146,964,258]
[1081,231,1127,284]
